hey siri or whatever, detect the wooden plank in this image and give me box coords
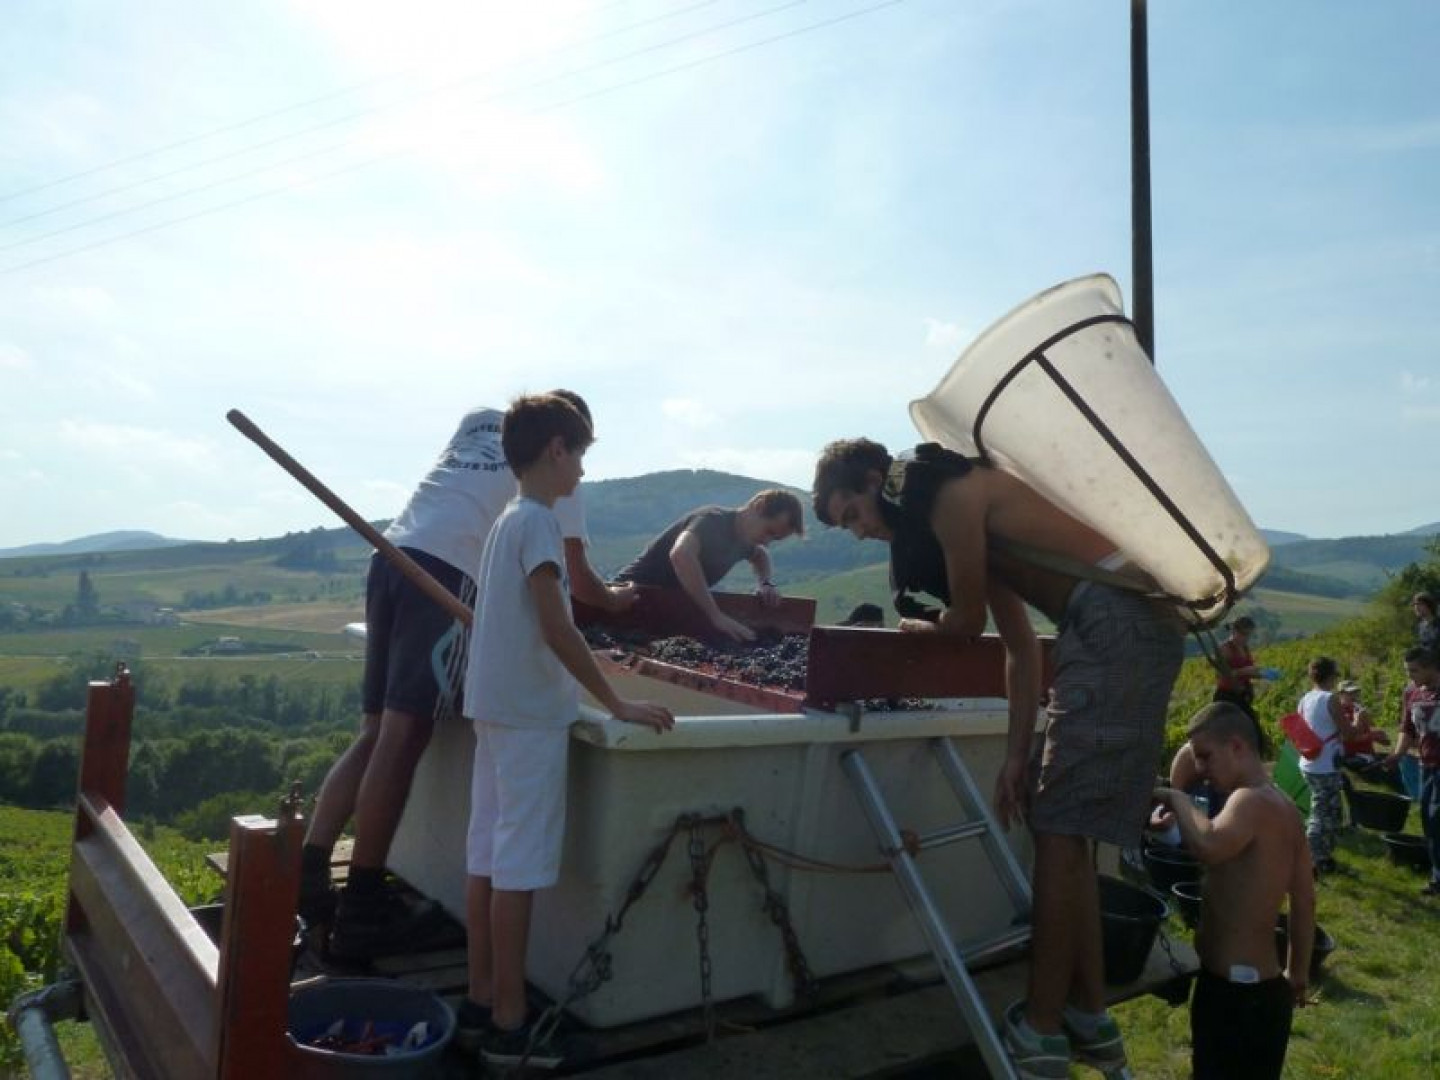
[804,629,1056,707]
[215,813,307,1080]
[593,651,805,714]
[69,672,135,934]
[66,796,218,1080]
[207,837,353,880]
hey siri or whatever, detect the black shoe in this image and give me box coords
[480,1016,566,1071]
[327,887,450,961]
[297,866,337,926]
[454,998,493,1054]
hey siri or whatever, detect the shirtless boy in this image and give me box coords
[813,439,1185,1080]
[1154,702,1315,1080]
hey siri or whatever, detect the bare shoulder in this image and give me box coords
[1239,784,1305,832]
[928,471,988,535]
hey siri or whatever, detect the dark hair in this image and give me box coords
[502,393,593,474]
[1307,656,1338,684]
[811,438,893,525]
[549,388,593,427]
[1414,592,1437,616]
[1187,702,1261,752]
[1404,644,1439,667]
[747,489,805,536]
[1231,615,1256,633]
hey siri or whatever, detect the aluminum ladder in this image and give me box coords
[841,737,1033,1080]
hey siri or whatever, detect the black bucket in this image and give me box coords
[1099,875,1168,985]
[1347,788,1410,832]
[1143,845,1201,893]
[1169,880,1203,930]
[1381,832,1432,873]
[1274,914,1335,980]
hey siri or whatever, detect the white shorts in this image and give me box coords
[466,719,570,890]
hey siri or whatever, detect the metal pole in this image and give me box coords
[1130,0,1154,363]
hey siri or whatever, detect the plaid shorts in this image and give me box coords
[1029,582,1186,848]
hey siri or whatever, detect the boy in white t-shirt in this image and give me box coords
[300,392,638,963]
[460,394,673,1069]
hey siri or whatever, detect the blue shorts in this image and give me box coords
[361,549,472,720]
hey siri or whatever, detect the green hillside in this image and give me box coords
[0,465,1400,656]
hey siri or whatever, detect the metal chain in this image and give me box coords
[687,814,718,1041]
[511,816,697,1075]
[507,807,836,1072]
[1154,919,1188,979]
[729,810,819,1002]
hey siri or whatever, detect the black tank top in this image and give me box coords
[878,443,974,620]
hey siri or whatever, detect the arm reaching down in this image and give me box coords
[669,529,755,642]
[530,564,673,731]
[564,537,638,613]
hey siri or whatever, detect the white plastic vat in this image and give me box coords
[388,669,1030,1028]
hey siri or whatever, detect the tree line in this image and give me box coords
[0,654,359,839]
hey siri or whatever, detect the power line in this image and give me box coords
[0,0,726,230]
[0,0,654,206]
[1,0,907,277]
[0,0,808,254]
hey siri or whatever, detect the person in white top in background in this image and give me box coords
[300,391,636,961]
[1296,656,1359,876]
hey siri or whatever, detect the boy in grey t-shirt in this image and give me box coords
[459,394,672,1069]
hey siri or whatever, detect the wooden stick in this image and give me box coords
[226,408,472,627]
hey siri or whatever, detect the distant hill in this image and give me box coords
[4,471,1437,614]
[1264,533,1438,595]
[1261,528,1309,546]
[0,530,193,558]
[1408,521,1440,536]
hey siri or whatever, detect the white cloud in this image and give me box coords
[1400,370,1432,395]
[57,420,217,470]
[30,285,120,321]
[293,0,587,75]
[0,342,32,370]
[661,398,718,429]
[923,317,968,352]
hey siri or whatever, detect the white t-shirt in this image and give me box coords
[465,497,579,729]
[383,405,587,577]
[1298,688,1340,774]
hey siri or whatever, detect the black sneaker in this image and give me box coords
[297,865,337,926]
[480,1016,566,1071]
[327,887,450,961]
[453,998,493,1054]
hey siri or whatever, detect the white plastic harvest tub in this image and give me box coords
[388,671,1029,1029]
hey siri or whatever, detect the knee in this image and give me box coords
[379,710,436,758]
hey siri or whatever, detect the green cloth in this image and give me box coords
[1273,740,1312,814]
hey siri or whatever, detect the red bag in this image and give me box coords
[1280,711,1335,761]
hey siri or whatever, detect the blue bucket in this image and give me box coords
[288,978,455,1078]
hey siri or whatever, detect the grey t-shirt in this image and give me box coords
[614,507,755,589]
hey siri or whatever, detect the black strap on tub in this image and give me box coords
[969,312,1239,618]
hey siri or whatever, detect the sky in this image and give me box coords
[1,0,1436,551]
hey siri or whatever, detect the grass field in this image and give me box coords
[184,600,364,633]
